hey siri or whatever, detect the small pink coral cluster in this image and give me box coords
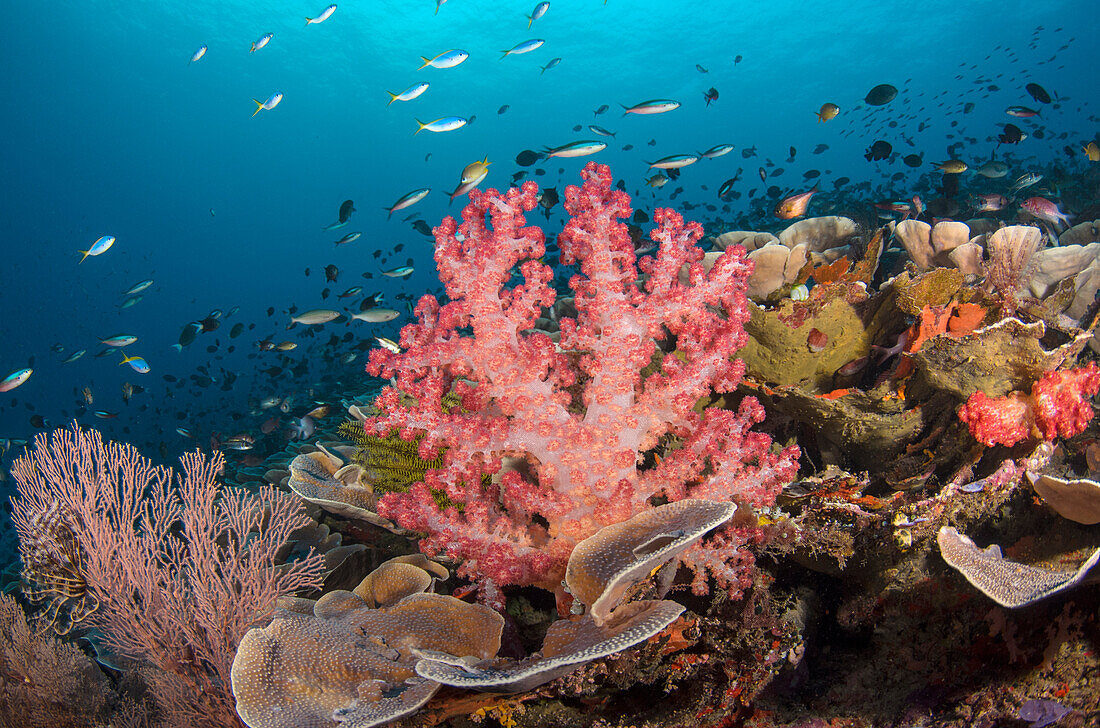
[364,162,798,603]
[958,363,1100,447]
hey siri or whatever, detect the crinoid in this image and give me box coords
[17,499,98,634]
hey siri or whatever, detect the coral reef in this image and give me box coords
[359,162,798,602]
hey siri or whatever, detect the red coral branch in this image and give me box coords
[958,363,1100,447]
[365,162,798,597]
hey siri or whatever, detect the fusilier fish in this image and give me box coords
[119,354,151,374]
[0,368,32,393]
[381,265,414,278]
[542,140,606,158]
[305,4,336,25]
[418,49,468,69]
[415,116,467,134]
[79,235,115,263]
[387,82,429,105]
[101,334,138,347]
[647,154,698,170]
[526,1,550,27]
[501,39,544,58]
[700,144,734,159]
[250,33,274,53]
[252,92,283,117]
[622,99,680,115]
[334,232,361,246]
[123,279,154,295]
[190,45,207,63]
[386,188,430,218]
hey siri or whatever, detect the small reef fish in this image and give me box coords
[338,286,363,298]
[352,308,400,322]
[94,410,118,419]
[622,99,680,115]
[275,342,297,351]
[0,368,32,393]
[1021,197,1072,227]
[190,45,207,63]
[501,39,545,58]
[1084,142,1100,162]
[381,265,414,278]
[975,159,1008,178]
[1006,105,1040,118]
[79,235,115,263]
[334,232,361,246]
[646,174,669,188]
[460,157,491,184]
[375,336,402,353]
[305,4,336,25]
[250,33,274,53]
[540,57,561,74]
[252,92,283,117]
[119,354,150,374]
[1008,173,1043,195]
[975,193,1008,212]
[101,334,137,347]
[647,154,698,170]
[387,82,429,105]
[176,427,193,438]
[415,116,467,134]
[526,1,549,27]
[449,178,483,202]
[816,103,839,122]
[418,49,468,70]
[588,125,615,138]
[933,159,967,173]
[123,279,153,295]
[774,185,818,219]
[542,140,606,158]
[291,309,341,325]
[703,87,718,106]
[387,188,430,218]
[62,349,86,363]
[700,144,734,159]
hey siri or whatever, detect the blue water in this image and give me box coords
[1,0,1098,459]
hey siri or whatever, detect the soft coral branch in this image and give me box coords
[364,162,798,597]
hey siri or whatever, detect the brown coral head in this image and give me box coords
[231,559,502,728]
[564,499,736,626]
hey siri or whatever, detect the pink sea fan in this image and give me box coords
[363,162,799,602]
[10,424,324,728]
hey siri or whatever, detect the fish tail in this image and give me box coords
[78,250,89,264]
[417,56,431,70]
[251,99,264,118]
[305,17,312,25]
[414,119,425,135]
[499,50,509,60]
[386,92,398,105]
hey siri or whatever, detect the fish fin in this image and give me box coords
[305,17,313,25]
[417,56,431,70]
[386,92,398,105]
[78,250,89,264]
[414,119,425,135]
[500,50,509,60]
[251,99,263,117]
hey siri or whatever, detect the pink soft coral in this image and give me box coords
[364,163,798,603]
[958,363,1100,447]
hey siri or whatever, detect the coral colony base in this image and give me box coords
[4,163,1100,728]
